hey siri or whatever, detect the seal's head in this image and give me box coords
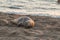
[24,19,35,28]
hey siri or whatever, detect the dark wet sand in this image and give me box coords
[0,12,60,40]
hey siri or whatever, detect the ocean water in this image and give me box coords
[0,0,60,18]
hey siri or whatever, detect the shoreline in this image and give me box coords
[0,12,60,18]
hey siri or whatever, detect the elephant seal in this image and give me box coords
[11,16,35,28]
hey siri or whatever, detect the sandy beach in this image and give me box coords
[0,12,60,40]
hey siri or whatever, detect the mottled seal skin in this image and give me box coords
[11,16,35,28]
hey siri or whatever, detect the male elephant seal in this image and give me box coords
[11,16,35,28]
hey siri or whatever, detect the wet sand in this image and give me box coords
[0,12,60,40]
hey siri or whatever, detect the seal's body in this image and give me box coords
[11,16,35,28]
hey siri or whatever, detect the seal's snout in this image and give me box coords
[26,20,35,27]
